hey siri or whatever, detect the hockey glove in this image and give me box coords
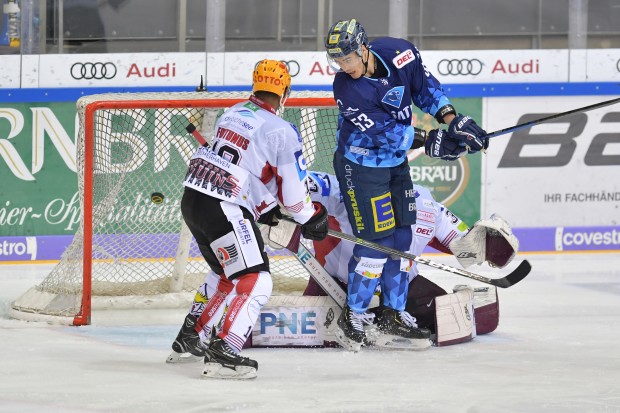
[399,126,427,151]
[447,114,488,153]
[257,205,282,227]
[424,129,467,161]
[301,202,329,241]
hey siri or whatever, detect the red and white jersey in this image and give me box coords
[307,171,469,283]
[183,95,315,224]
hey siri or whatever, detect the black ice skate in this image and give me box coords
[374,307,432,351]
[334,305,375,352]
[166,314,206,364]
[202,337,258,380]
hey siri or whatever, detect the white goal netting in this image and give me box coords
[10,91,338,325]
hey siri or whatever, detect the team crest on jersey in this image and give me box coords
[380,78,388,86]
[381,86,405,108]
[392,49,415,69]
[309,172,331,196]
[216,245,239,268]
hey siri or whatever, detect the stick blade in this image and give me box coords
[491,260,532,288]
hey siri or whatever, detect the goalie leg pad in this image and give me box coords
[405,275,449,334]
[473,286,499,335]
[435,286,476,346]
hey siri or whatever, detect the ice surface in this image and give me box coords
[1,253,619,413]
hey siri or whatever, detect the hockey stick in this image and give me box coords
[484,96,620,139]
[294,242,346,308]
[282,217,530,288]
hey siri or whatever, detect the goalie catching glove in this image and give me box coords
[301,202,329,241]
[449,214,519,269]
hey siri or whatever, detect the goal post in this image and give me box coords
[10,91,338,326]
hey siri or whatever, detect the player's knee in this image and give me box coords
[235,271,273,305]
[352,256,387,280]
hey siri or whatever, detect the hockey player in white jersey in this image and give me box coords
[167,59,329,379]
[302,171,518,348]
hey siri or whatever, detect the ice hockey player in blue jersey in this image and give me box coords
[324,18,488,351]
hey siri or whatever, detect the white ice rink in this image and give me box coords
[1,252,619,413]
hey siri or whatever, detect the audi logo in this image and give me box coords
[281,60,300,77]
[70,62,117,80]
[617,58,620,73]
[253,60,300,77]
[437,59,483,76]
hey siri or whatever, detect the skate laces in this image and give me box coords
[215,339,249,361]
[350,311,375,331]
[398,311,418,328]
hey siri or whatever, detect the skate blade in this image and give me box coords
[333,329,363,352]
[201,362,257,380]
[373,334,432,351]
[166,351,203,364]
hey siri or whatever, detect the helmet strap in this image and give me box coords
[361,47,370,76]
[278,87,290,115]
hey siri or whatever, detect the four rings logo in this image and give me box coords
[281,60,300,77]
[70,62,117,80]
[437,59,483,76]
[253,60,300,77]
[617,58,620,73]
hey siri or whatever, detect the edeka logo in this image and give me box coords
[260,310,317,335]
[557,227,620,251]
[408,152,471,208]
[0,237,37,260]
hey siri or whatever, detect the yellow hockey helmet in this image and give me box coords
[252,59,291,98]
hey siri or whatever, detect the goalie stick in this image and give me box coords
[294,242,346,308]
[484,96,620,140]
[281,216,530,288]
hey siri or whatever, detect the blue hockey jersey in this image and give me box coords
[333,37,452,167]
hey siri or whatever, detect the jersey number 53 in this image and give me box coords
[350,113,375,132]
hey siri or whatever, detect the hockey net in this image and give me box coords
[10,91,338,325]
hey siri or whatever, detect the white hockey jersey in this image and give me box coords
[183,96,315,224]
[307,171,469,283]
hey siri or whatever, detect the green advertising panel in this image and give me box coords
[0,102,79,236]
[0,98,482,237]
[410,98,482,226]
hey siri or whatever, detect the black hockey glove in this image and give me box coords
[446,114,488,153]
[410,127,427,150]
[301,202,329,241]
[424,129,467,161]
[257,205,282,227]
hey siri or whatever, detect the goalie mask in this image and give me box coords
[252,59,291,101]
[449,214,519,269]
